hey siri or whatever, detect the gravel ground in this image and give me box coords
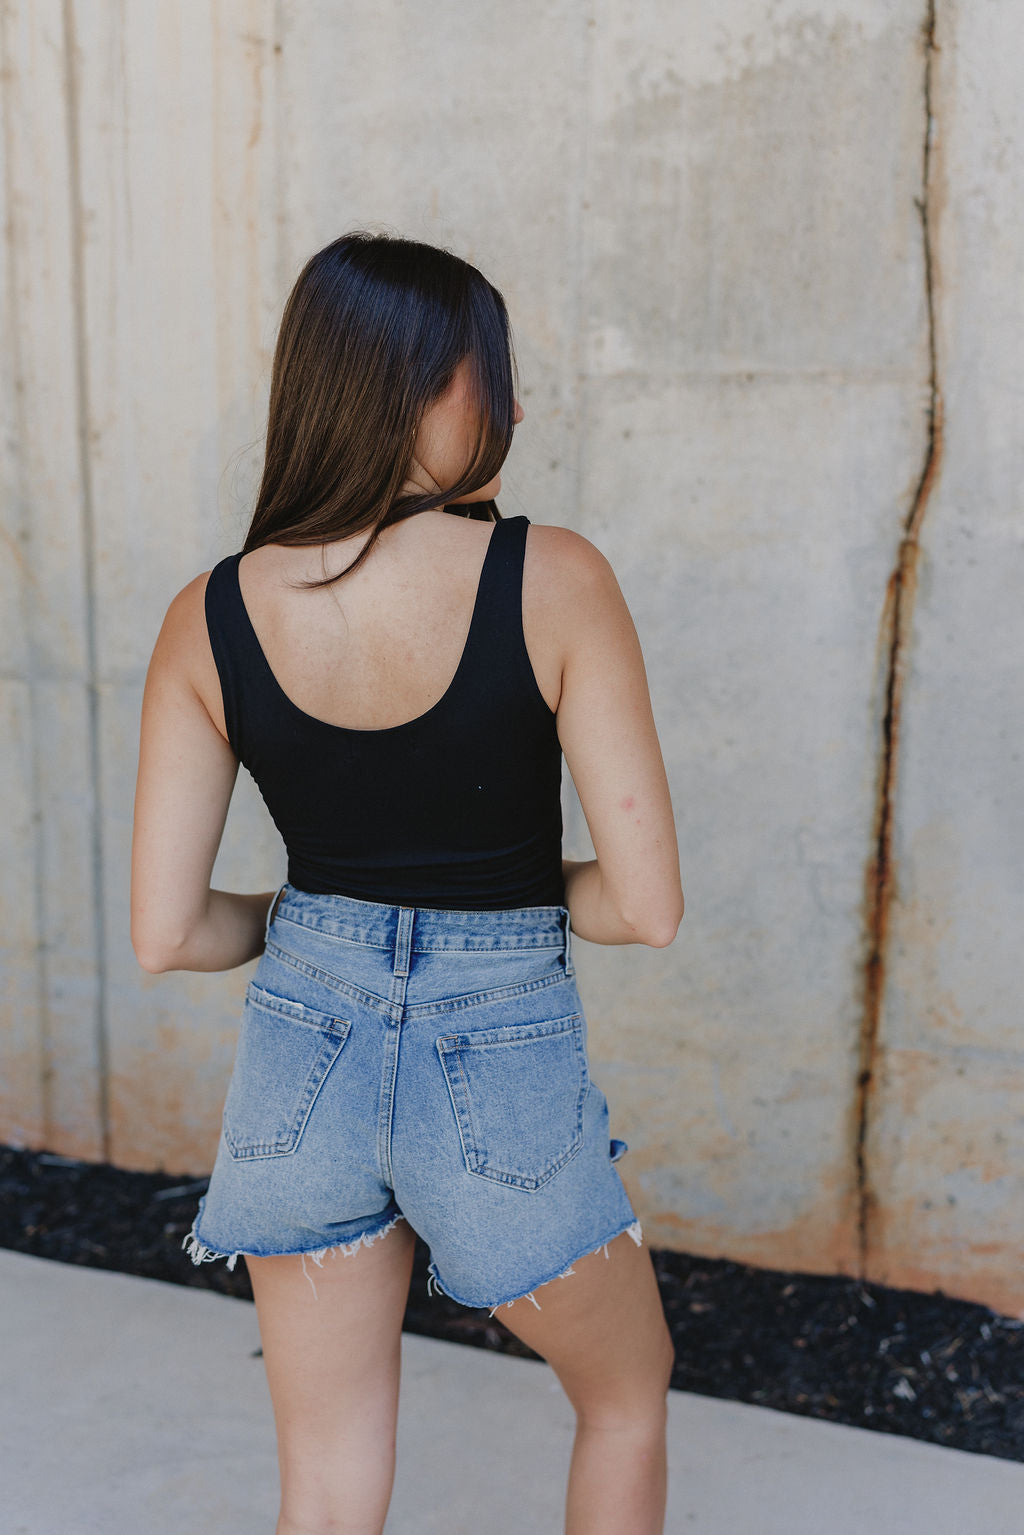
[3,1143,1023,1462]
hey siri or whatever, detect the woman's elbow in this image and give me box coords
[131,917,187,974]
[642,910,684,948]
[132,936,173,974]
[130,893,199,973]
[627,890,685,948]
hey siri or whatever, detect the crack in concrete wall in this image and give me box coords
[855,0,944,1274]
[61,0,110,1160]
[0,0,53,1145]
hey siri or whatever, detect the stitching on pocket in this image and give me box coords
[436,1013,588,1191]
[245,981,349,1032]
[405,968,572,1019]
[223,983,351,1161]
[264,939,390,1016]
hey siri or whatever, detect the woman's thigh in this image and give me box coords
[494,1226,675,1421]
[245,1219,417,1515]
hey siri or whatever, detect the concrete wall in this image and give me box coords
[2,1,1022,1316]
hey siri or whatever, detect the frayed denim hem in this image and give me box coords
[425,1217,644,1315]
[181,1212,406,1299]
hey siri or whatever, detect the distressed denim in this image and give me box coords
[184,884,641,1310]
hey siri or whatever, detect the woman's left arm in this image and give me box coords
[130,573,278,973]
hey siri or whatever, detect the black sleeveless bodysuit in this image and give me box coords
[204,514,565,909]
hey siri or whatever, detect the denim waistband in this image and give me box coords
[265,882,573,961]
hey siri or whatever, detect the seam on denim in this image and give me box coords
[435,1036,473,1172]
[264,940,392,1016]
[454,1042,477,1170]
[461,1133,584,1192]
[271,912,392,951]
[245,981,349,1033]
[435,1017,588,1190]
[223,1019,350,1160]
[437,1011,584,1049]
[273,923,562,954]
[272,913,563,953]
[377,1022,401,1187]
[403,969,573,1019]
[409,937,564,954]
[424,1218,643,1314]
[265,938,573,1020]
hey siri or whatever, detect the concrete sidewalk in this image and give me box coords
[3,1249,1024,1534]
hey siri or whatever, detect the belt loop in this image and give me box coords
[393,908,414,979]
[264,881,287,944]
[561,906,575,979]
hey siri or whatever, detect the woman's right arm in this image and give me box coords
[540,528,684,947]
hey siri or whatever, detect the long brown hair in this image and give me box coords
[242,231,518,588]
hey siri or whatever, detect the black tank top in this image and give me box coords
[204,515,565,909]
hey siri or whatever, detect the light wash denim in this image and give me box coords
[184,884,641,1310]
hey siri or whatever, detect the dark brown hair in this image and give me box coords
[242,231,518,587]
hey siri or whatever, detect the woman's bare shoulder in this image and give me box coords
[525,521,629,647]
[521,523,629,710]
[523,522,620,608]
[149,569,211,659]
[143,568,226,729]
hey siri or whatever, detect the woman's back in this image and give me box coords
[200,512,566,907]
[226,509,562,731]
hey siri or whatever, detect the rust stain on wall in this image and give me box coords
[868,1251,1024,1322]
[855,0,944,1277]
[641,1190,861,1280]
[104,1016,240,1172]
[868,1183,1024,1323]
[624,1151,860,1279]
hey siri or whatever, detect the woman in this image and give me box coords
[131,231,684,1535]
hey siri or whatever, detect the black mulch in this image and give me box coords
[3,1143,1023,1463]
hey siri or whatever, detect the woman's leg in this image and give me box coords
[496,1226,675,1535]
[246,1218,417,1535]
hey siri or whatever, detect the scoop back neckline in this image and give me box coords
[229,519,506,737]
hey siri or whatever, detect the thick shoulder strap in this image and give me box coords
[203,552,257,760]
[471,514,529,637]
[458,514,535,697]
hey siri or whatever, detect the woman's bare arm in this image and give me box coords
[130,574,278,973]
[538,528,684,947]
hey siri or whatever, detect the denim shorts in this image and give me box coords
[183,884,641,1311]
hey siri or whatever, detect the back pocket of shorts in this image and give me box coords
[223,982,351,1161]
[436,1013,588,1191]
